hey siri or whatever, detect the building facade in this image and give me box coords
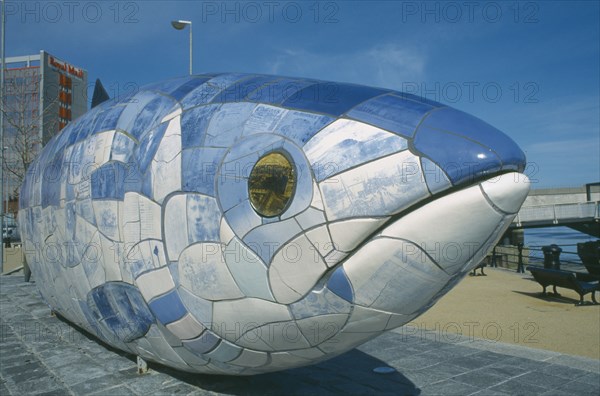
[2,51,87,215]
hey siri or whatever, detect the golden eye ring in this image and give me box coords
[248,152,296,217]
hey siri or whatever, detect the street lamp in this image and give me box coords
[171,20,192,75]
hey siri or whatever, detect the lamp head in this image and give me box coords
[171,20,191,30]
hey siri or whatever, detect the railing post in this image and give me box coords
[517,243,525,273]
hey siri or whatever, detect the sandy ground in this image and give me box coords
[1,246,24,274]
[413,267,600,359]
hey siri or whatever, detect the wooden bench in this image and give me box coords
[526,266,599,306]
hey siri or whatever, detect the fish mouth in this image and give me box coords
[324,171,530,312]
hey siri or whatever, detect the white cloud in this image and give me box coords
[266,43,426,89]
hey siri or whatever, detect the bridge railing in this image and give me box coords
[514,201,599,226]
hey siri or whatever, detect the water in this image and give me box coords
[524,227,598,270]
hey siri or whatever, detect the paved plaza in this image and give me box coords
[1,273,598,395]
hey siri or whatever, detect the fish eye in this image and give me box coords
[248,152,296,217]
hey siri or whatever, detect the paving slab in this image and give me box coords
[1,273,598,395]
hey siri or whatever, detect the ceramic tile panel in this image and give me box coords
[164,194,189,260]
[304,119,408,181]
[268,235,328,304]
[153,118,182,164]
[180,104,219,148]
[296,314,349,346]
[143,325,189,367]
[251,321,312,350]
[181,147,227,195]
[92,200,121,241]
[204,102,257,147]
[420,107,526,172]
[151,152,181,204]
[421,157,452,194]
[171,345,210,367]
[282,83,388,117]
[289,287,352,320]
[242,218,303,265]
[305,225,334,258]
[212,298,292,343]
[317,329,375,355]
[223,200,262,239]
[275,110,334,146]
[111,132,136,163]
[165,313,206,340]
[180,83,222,110]
[129,95,179,140]
[326,267,353,302]
[248,78,312,104]
[187,194,221,243]
[328,218,388,253]
[135,266,175,302]
[177,243,244,301]
[320,151,429,221]
[182,330,220,355]
[136,123,168,174]
[342,305,392,333]
[91,162,128,200]
[242,104,288,134]
[148,290,188,325]
[212,75,275,103]
[86,282,154,343]
[228,349,269,368]
[97,232,122,281]
[381,182,505,273]
[178,286,213,327]
[223,237,273,300]
[343,237,449,314]
[347,94,435,138]
[323,249,348,268]
[203,339,243,363]
[295,207,326,231]
[220,217,235,245]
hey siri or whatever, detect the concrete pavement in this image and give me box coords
[1,272,598,395]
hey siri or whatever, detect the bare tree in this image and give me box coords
[1,68,59,216]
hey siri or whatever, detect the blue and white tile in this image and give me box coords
[161,106,182,123]
[182,330,220,355]
[317,329,376,355]
[153,117,181,163]
[380,182,505,273]
[220,217,235,245]
[203,339,243,363]
[223,200,262,239]
[151,152,181,204]
[187,194,221,244]
[275,110,333,144]
[122,239,166,281]
[305,225,334,258]
[128,95,179,139]
[142,325,189,368]
[212,298,291,343]
[295,207,326,231]
[135,266,176,302]
[290,288,352,320]
[242,218,303,265]
[328,218,388,253]
[268,235,328,304]
[98,232,122,282]
[180,104,219,148]
[181,147,227,196]
[223,237,272,301]
[421,157,452,195]
[81,232,106,289]
[296,314,349,346]
[251,321,311,350]
[93,130,116,167]
[304,119,407,181]
[92,200,121,241]
[228,349,269,368]
[242,104,288,134]
[163,194,189,261]
[319,151,429,221]
[342,237,449,315]
[172,345,210,367]
[269,352,314,370]
[177,243,244,301]
[137,194,162,240]
[165,313,206,340]
[341,305,395,333]
[324,249,349,268]
[178,286,213,326]
[180,84,222,110]
[204,103,257,147]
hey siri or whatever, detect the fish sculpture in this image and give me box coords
[18,73,530,375]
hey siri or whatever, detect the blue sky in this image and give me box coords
[7,0,599,188]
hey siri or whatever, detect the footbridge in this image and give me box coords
[511,183,600,237]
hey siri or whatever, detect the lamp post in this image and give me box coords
[171,20,192,75]
[0,0,5,270]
